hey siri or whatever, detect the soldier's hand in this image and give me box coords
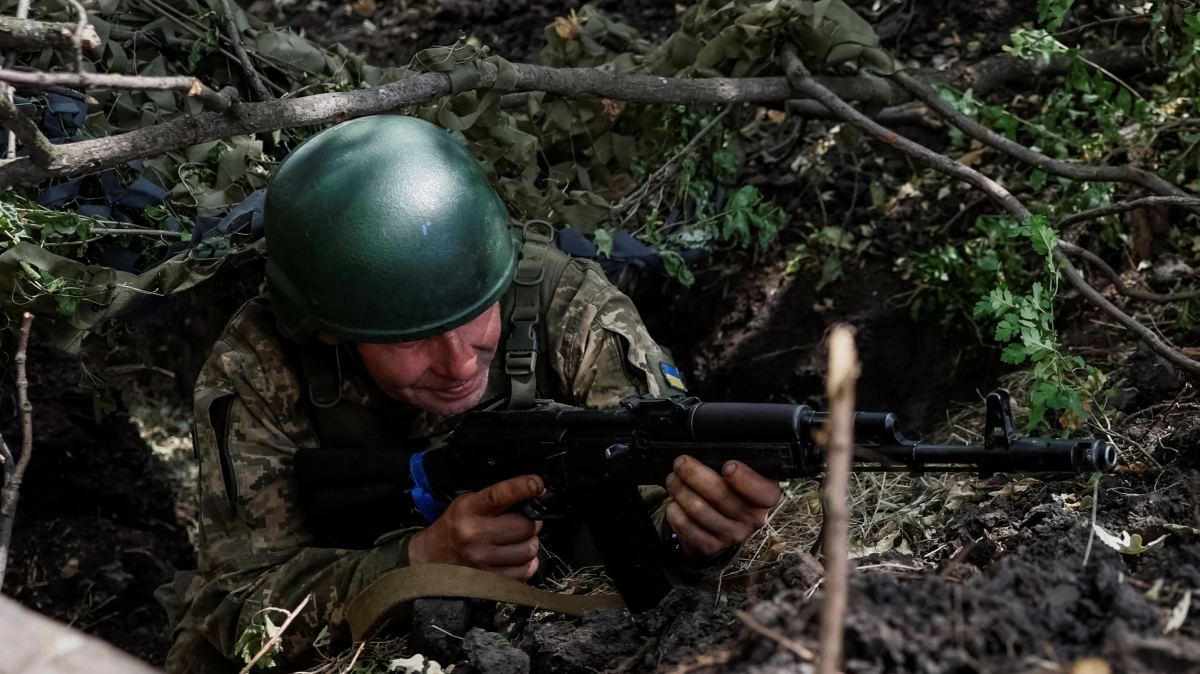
[665,456,781,560]
[408,474,544,580]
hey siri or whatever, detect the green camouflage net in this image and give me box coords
[0,0,894,349]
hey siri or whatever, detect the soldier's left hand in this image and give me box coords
[665,455,781,560]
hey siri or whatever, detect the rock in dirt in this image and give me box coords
[411,598,498,665]
[458,628,531,674]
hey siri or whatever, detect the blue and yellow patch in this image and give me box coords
[661,363,686,392]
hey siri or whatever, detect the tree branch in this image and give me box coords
[889,69,1193,203]
[1059,196,1200,229]
[779,43,1200,378]
[0,312,35,588]
[217,0,272,101]
[0,16,99,53]
[0,70,232,112]
[1057,240,1200,302]
[63,0,88,74]
[0,83,55,167]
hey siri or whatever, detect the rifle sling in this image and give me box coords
[347,564,625,642]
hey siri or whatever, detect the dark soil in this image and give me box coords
[251,0,681,69]
[500,443,1200,674]
[0,345,194,666]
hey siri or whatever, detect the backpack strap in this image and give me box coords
[505,221,554,410]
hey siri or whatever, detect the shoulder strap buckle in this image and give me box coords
[505,318,538,376]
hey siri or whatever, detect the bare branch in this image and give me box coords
[63,0,87,74]
[0,69,232,112]
[107,25,196,50]
[0,311,35,588]
[890,70,1194,204]
[1057,240,1200,302]
[236,595,312,674]
[779,43,1200,378]
[734,609,816,661]
[818,325,859,674]
[0,83,55,167]
[0,16,99,53]
[217,0,272,101]
[1059,196,1200,229]
[89,227,185,238]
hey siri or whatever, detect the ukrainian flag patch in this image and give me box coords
[661,363,687,392]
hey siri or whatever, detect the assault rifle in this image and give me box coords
[295,389,1115,612]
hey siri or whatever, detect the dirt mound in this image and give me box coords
[0,345,194,665]
[494,447,1200,674]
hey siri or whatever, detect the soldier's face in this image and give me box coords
[358,303,502,416]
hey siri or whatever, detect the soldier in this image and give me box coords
[162,115,781,673]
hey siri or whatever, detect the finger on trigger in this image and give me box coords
[723,461,783,509]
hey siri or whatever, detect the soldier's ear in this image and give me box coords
[317,332,341,346]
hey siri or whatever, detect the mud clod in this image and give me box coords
[459,628,531,674]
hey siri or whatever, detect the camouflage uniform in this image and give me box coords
[164,248,685,673]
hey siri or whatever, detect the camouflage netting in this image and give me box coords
[0,0,894,350]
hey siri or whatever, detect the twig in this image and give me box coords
[0,83,56,167]
[1057,240,1200,302]
[1059,196,1200,229]
[64,0,88,74]
[338,643,365,674]
[1120,401,1200,426]
[890,70,1195,204]
[779,44,1200,378]
[0,312,35,588]
[88,227,185,238]
[1082,478,1099,568]
[3,0,31,161]
[734,608,816,661]
[818,325,859,674]
[236,594,312,674]
[615,105,732,227]
[216,0,272,101]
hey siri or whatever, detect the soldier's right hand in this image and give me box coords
[408,474,544,581]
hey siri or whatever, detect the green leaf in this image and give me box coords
[1029,169,1048,190]
[593,228,614,258]
[1001,343,1029,364]
[313,626,331,649]
[816,254,842,291]
[660,251,695,287]
[1115,88,1132,117]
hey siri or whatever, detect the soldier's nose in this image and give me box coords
[435,331,479,381]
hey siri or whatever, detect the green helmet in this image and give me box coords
[264,115,517,343]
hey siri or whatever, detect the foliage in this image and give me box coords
[234,613,283,670]
[972,216,1114,433]
[895,0,1200,432]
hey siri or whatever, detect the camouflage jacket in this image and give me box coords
[165,248,687,673]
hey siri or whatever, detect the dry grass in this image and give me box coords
[301,635,410,674]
